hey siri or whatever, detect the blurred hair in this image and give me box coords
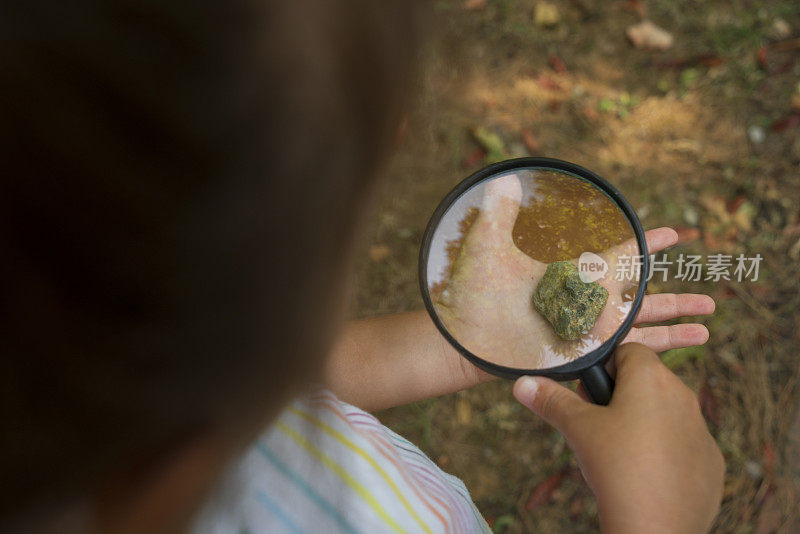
[0,0,423,527]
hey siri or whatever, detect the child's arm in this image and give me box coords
[513,343,724,533]
[324,309,493,412]
[325,289,713,412]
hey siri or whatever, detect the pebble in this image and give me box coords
[745,460,764,479]
[748,125,765,145]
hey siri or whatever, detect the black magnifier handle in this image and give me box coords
[579,364,614,405]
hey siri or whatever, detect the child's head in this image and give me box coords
[1,1,423,531]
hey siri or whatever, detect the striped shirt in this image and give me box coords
[192,389,490,533]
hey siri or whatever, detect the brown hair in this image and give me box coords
[0,0,424,527]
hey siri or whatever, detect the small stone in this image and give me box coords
[769,18,791,40]
[744,460,763,479]
[748,125,765,145]
[626,20,674,51]
[533,261,609,340]
[683,207,699,226]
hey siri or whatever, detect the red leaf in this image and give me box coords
[524,470,567,511]
[699,54,725,68]
[674,226,700,244]
[535,75,563,91]
[657,53,723,70]
[727,194,746,214]
[771,113,800,132]
[582,105,600,123]
[522,129,540,154]
[756,45,768,70]
[548,99,562,112]
[711,287,735,300]
[462,147,486,168]
[548,54,567,74]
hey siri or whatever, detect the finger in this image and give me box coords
[643,227,679,255]
[471,174,522,246]
[623,323,710,352]
[602,227,678,291]
[606,226,678,260]
[635,293,715,324]
[513,376,591,436]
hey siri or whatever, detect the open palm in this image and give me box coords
[434,174,714,370]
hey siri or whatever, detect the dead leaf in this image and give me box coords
[769,37,800,52]
[524,470,567,511]
[522,129,540,154]
[622,0,646,18]
[763,442,775,475]
[674,226,700,244]
[699,195,730,221]
[757,45,768,70]
[731,201,756,232]
[368,244,391,262]
[626,20,674,51]
[582,104,600,123]
[771,112,800,132]
[791,93,800,112]
[548,54,567,74]
[462,147,486,168]
[727,194,746,214]
[535,74,563,91]
[698,379,721,426]
[569,495,585,518]
[463,0,489,10]
[534,2,560,28]
[657,53,723,69]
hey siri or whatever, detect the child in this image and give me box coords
[1,1,723,533]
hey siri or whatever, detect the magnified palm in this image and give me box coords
[434,174,713,370]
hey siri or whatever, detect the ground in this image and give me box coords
[351,1,800,532]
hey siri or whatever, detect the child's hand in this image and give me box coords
[513,343,725,533]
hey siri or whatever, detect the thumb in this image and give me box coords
[471,174,522,247]
[513,376,590,436]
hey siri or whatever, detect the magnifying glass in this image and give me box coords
[419,157,649,405]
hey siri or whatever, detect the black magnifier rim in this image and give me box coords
[419,157,650,381]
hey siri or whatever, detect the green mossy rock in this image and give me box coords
[533,261,609,340]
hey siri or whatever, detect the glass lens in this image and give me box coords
[425,167,641,370]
